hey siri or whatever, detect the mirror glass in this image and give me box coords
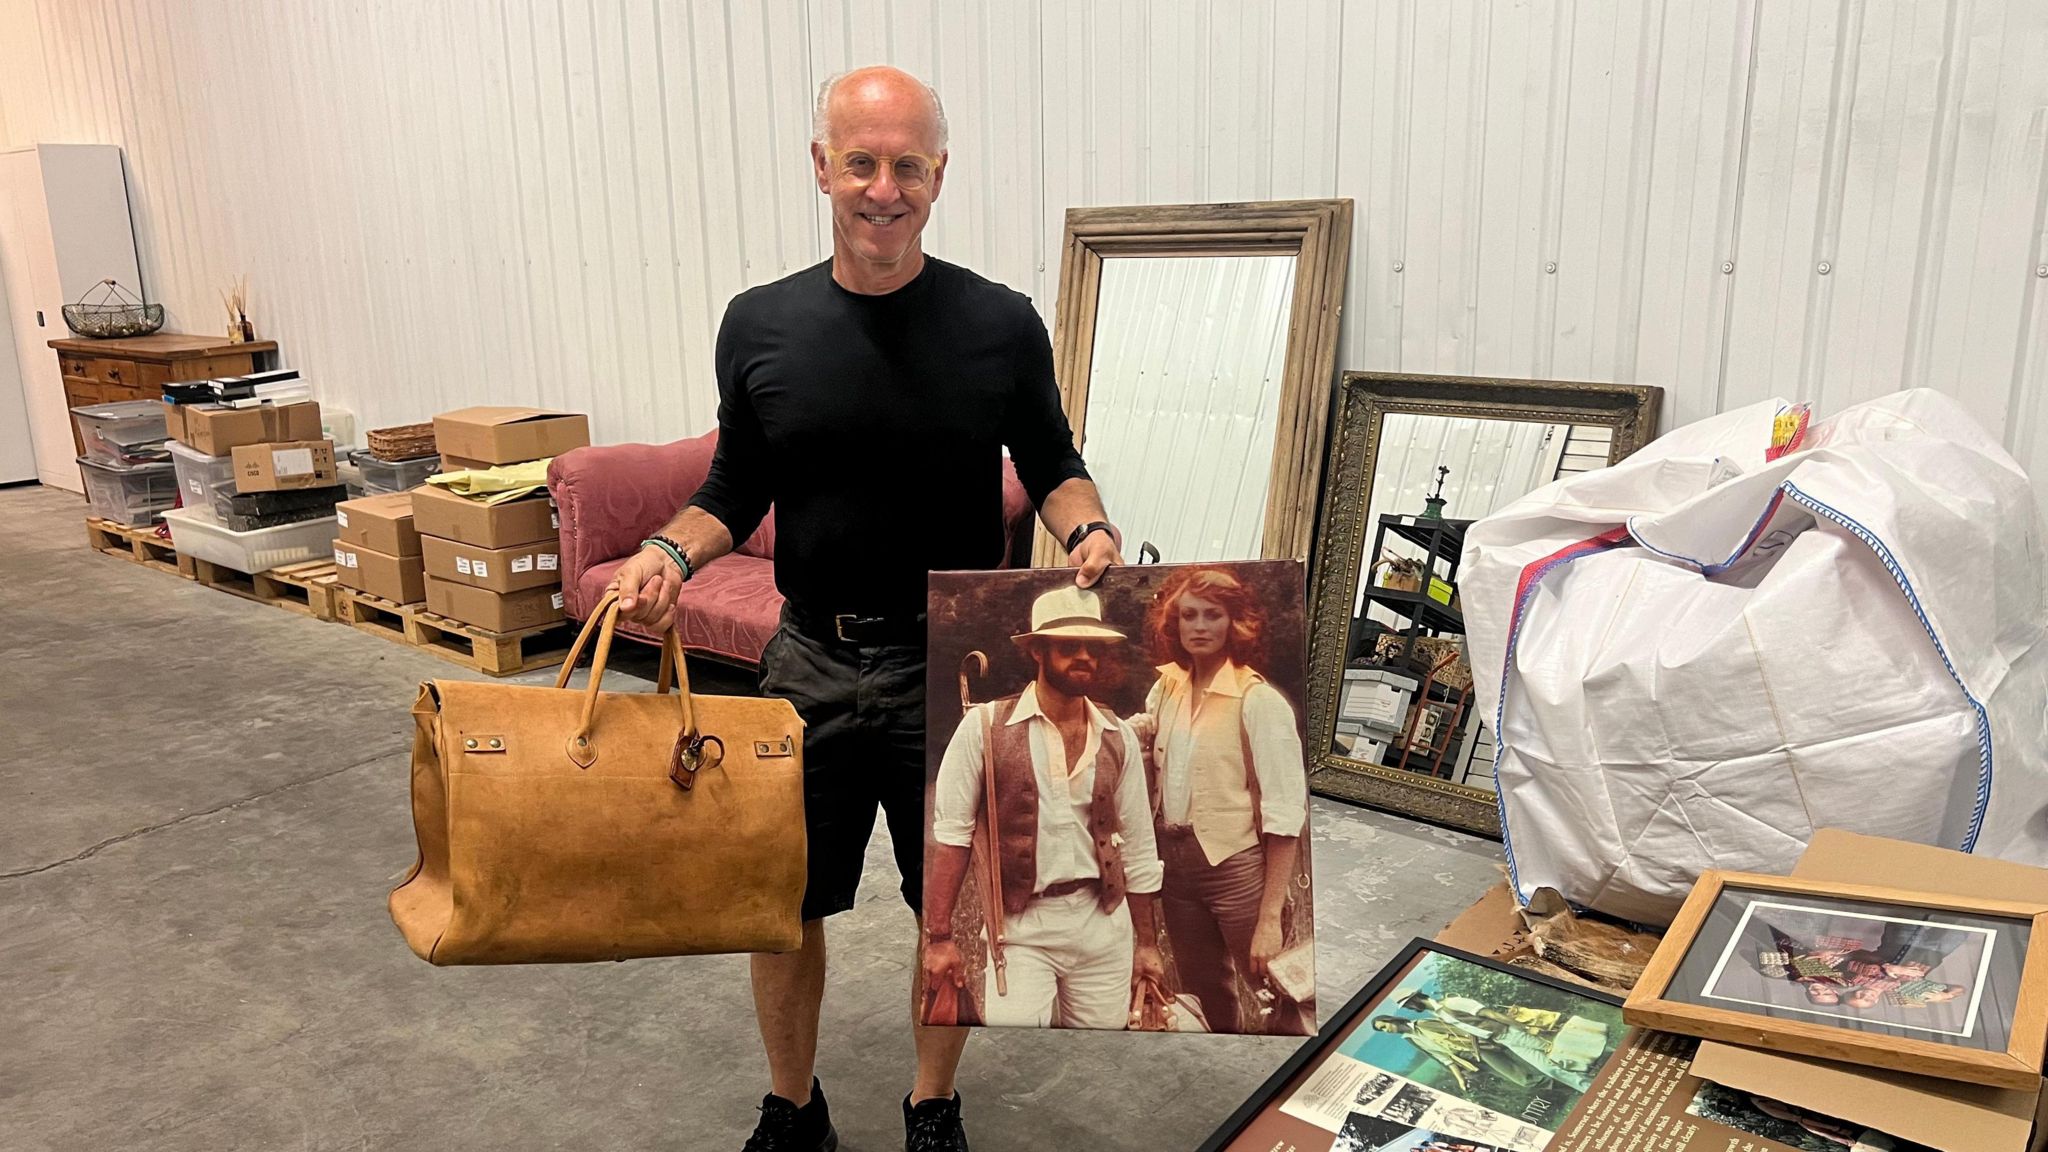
[1082,254,1298,562]
[1336,412,1615,793]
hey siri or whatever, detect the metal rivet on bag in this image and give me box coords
[1722,260,1735,274]
[1392,260,1404,273]
[488,738,502,749]
[577,736,588,746]
[1545,261,1557,274]
[1817,260,1832,275]
[2037,264,2047,278]
[464,738,478,750]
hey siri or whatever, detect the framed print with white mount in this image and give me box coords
[1623,870,2048,1090]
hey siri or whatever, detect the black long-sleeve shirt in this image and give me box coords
[688,257,1089,617]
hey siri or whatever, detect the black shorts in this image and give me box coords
[758,619,927,922]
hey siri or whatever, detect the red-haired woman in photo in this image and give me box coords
[1134,566,1311,1034]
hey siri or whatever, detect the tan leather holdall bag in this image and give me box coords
[390,591,805,963]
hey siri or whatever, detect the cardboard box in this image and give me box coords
[168,400,323,455]
[432,406,588,465]
[437,453,495,473]
[1691,829,2048,1152]
[335,491,420,557]
[426,577,565,633]
[1434,879,1524,957]
[410,483,557,548]
[421,534,561,594]
[232,439,338,492]
[333,540,426,605]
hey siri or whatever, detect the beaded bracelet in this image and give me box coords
[640,536,694,583]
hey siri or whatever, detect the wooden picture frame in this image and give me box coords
[1035,199,1354,566]
[1625,870,2048,1090]
[1196,937,1624,1152]
[1305,372,1662,835]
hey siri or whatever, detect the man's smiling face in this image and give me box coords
[812,71,946,276]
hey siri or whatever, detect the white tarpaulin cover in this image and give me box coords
[1462,390,2048,925]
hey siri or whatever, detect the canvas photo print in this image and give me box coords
[1667,885,2029,1050]
[919,561,1315,1034]
[1280,949,1626,1152]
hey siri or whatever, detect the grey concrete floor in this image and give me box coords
[0,483,1505,1152]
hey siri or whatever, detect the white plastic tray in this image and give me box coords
[163,506,339,573]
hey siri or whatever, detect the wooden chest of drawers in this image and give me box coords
[46,333,279,456]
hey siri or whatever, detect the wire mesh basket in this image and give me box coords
[61,279,165,339]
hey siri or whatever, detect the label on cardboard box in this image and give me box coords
[538,553,558,571]
[472,560,489,578]
[336,509,350,528]
[455,557,472,575]
[550,511,559,529]
[511,555,534,574]
[272,448,316,477]
[551,592,564,610]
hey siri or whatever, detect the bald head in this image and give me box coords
[812,66,948,152]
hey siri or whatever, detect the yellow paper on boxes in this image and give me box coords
[426,458,553,506]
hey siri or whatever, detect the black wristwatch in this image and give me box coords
[1065,520,1116,554]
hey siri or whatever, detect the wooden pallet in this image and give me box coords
[84,517,186,578]
[188,557,343,622]
[253,561,343,621]
[406,609,575,677]
[336,587,424,644]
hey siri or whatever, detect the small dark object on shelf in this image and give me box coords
[61,279,165,339]
[1419,464,1451,520]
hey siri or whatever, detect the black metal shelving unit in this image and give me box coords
[1341,514,1476,779]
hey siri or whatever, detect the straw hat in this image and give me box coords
[1010,585,1128,646]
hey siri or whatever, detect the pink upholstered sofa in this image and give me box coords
[547,429,1036,664]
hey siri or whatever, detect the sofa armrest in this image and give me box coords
[547,433,718,619]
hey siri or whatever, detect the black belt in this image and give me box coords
[1038,879,1100,900]
[783,602,927,647]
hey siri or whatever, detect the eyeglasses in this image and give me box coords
[822,148,942,191]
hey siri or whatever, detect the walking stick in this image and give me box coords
[959,651,1007,998]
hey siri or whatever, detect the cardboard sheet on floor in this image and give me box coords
[1691,829,2048,1152]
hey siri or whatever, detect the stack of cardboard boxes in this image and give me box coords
[332,406,587,632]
[161,398,347,571]
[330,491,425,605]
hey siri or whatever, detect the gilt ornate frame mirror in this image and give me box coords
[1306,372,1663,835]
[1036,199,1353,565]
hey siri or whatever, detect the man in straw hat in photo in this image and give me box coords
[925,584,1166,1029]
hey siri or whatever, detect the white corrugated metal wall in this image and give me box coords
[2,0,2046,489]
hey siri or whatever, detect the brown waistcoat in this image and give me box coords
[984,692,1128,918]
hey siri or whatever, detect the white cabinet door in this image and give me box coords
[0,148,64,486]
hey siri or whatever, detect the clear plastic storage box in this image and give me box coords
[166,439,236,521]
[163,506,340,573]
[352,450,441,495]
[73,400,170,467]
[78,457,179,525]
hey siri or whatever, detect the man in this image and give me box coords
[925,586,1166,1028]
[608,66,1125,1152]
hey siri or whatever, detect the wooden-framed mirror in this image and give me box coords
[1036,199,1353,565]
[1305,372,1663,835]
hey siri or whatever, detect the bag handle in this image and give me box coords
[554,591,702,774]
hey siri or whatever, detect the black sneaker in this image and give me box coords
[743,1078,838,1151]
[903,1092,969,1151]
